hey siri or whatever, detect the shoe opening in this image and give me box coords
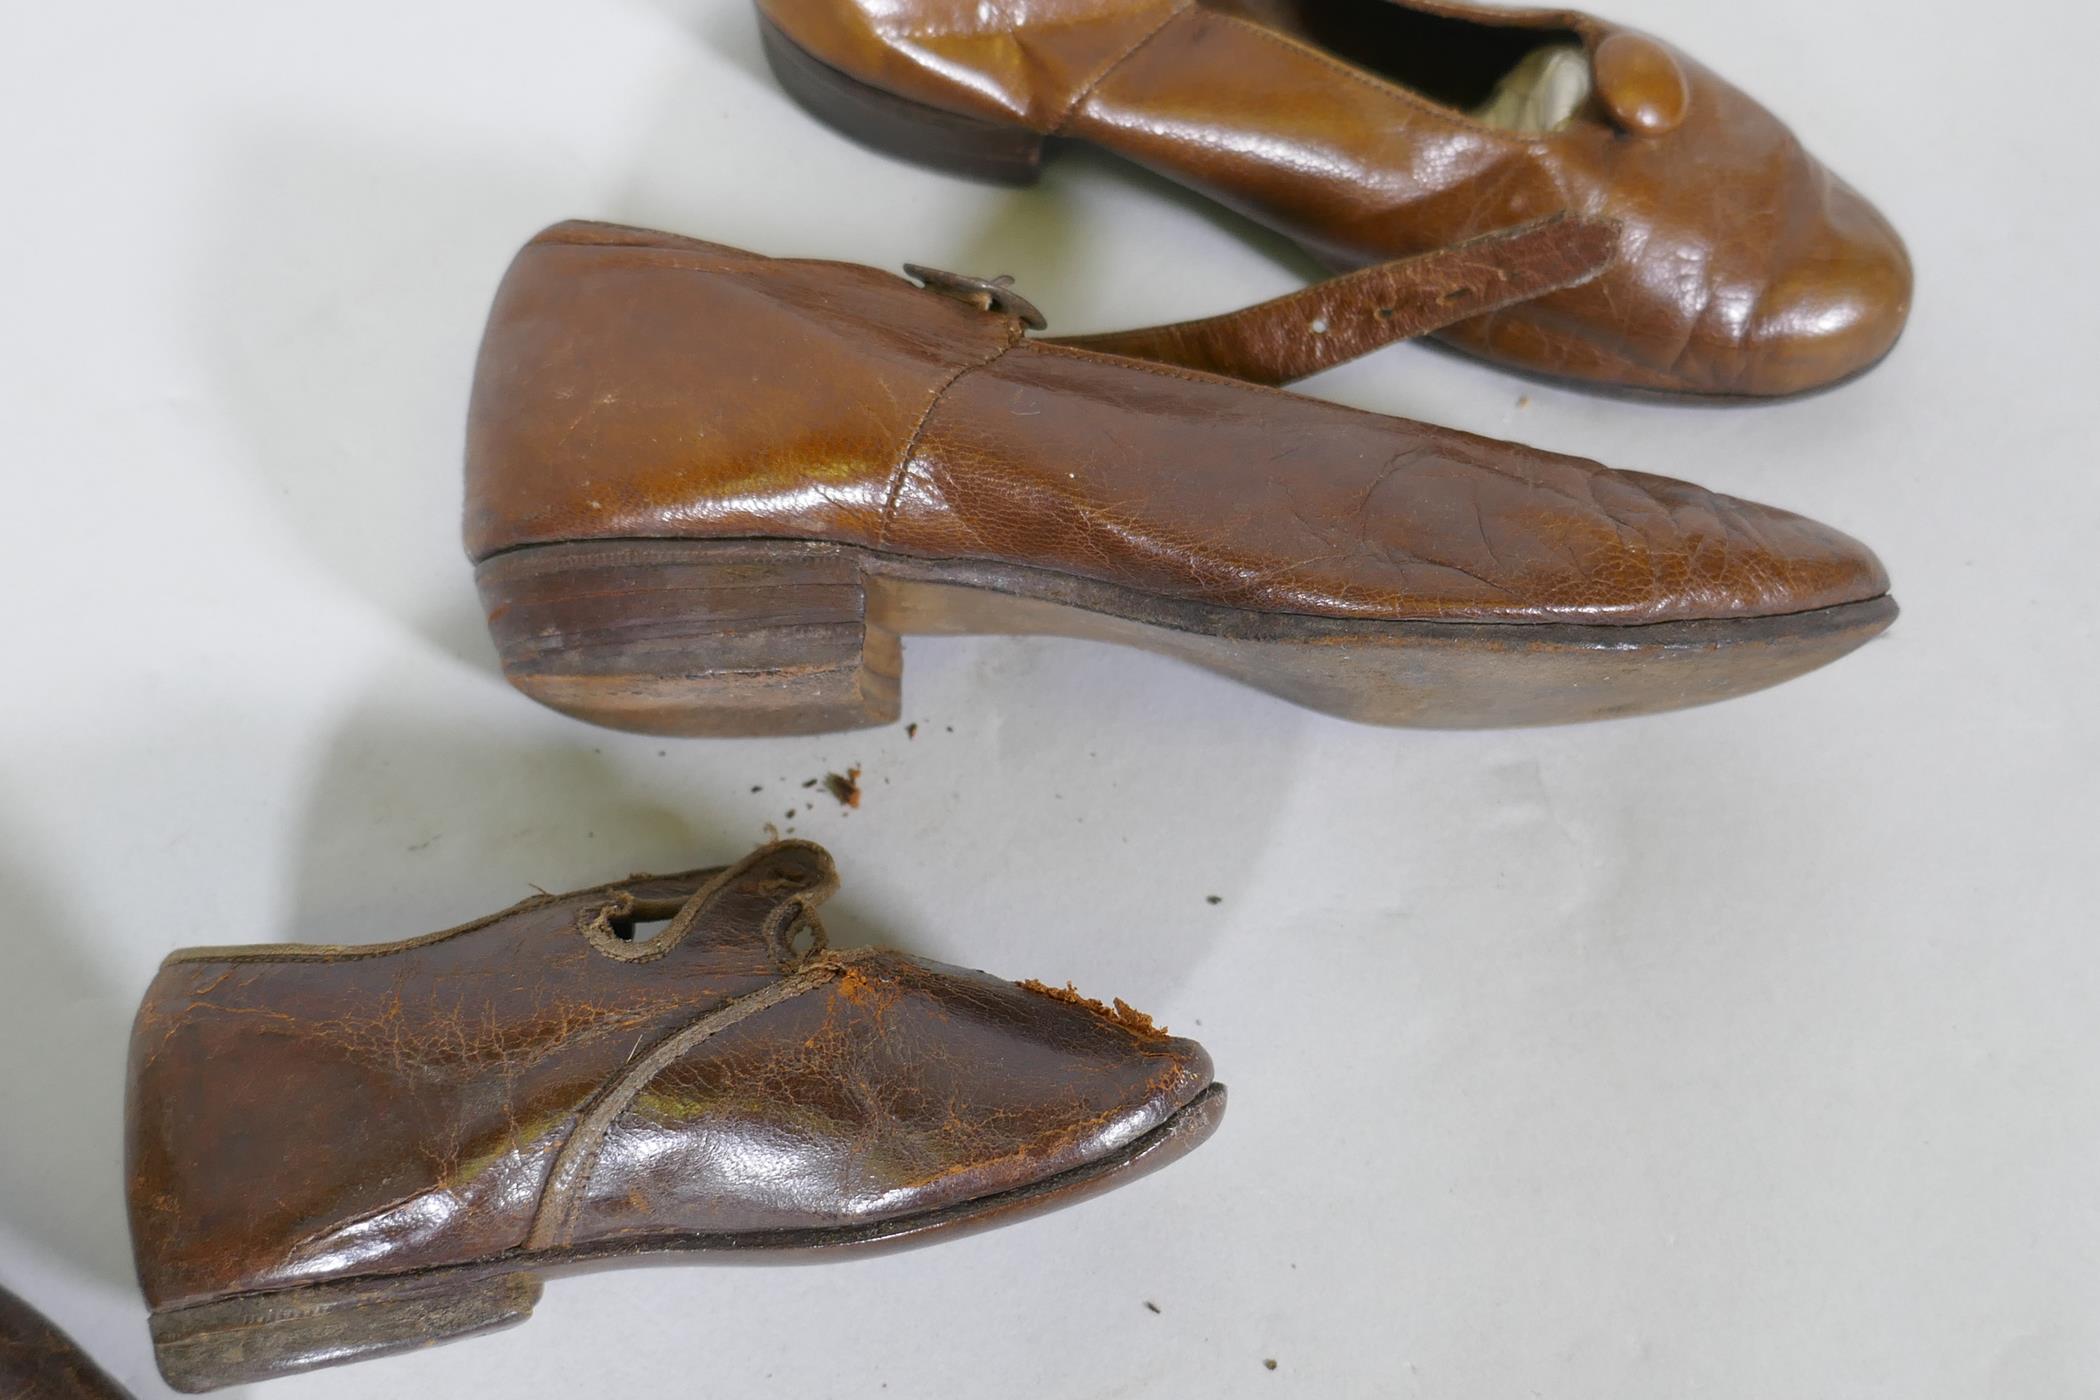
[1206,0,1590,129]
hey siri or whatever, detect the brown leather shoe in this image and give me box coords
[465,221,1893,736]
[0,1287,131,1398]
[754,0,1912,400]
[126,841,1221,1391]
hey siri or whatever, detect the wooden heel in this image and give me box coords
[150,1270,541,1392]
[758,13,1051,185]
[476,539,902,737]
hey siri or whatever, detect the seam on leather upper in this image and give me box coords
[1050,1,1196,136]
[877,337,1022,549]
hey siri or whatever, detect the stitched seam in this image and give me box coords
[1049,1,1194,136]
[525,946,888,1249]
[878,337,1021,548]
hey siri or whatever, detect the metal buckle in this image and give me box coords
[903,264,1048,330]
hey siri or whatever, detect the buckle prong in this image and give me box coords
[904,264,1048,330]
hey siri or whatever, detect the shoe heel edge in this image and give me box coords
[757,12,1049,186]
[476,538,901,738]
[149,1270,542,1393]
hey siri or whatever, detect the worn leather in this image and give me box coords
[1045,213,1619,384]
[757,0,1912,397]
[125,841,1212,1311]
[465,221,1887,626]
[0,1287,130,1400]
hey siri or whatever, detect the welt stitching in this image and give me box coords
[878,337,1021,548]
[1049,0,1195,136]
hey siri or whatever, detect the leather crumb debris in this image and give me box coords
[824,767,862,807]
[1017,979,1169,1038]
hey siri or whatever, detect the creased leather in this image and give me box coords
[759,0,1913,396]
[466,221,1888,626]
[125,842,1211,1312]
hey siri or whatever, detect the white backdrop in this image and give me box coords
[4,2,2096,1396]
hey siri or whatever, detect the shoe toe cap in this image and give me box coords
[1729,178,1913,397]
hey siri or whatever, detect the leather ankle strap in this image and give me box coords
[1040,215,1618,385]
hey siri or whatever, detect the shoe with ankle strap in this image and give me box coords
[466,220,1894,736]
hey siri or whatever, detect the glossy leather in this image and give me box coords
[125,841,1213,1311]
[466,222,1887,626]
[757,0,1912,397]
[1049,213,1620,384]
[1591,32,1688,136]
[0,1286,130,1399]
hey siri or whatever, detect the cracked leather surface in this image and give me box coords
[0,1287,130,1399]
[466,222,1887,625]
[125,841,1211,1310]
[573,953,1207,1240]
[757,0,1912,397]
[1044,214,1619,385]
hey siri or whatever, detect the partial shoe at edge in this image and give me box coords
[0,1286,131,1399]
[754,0,1912,399]
[465,221,1894,736]
[126,840,1221,1391]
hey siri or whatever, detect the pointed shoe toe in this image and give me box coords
[126,841,1221,1391]
[468,222,1896,734]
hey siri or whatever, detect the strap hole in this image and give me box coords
[609,914,674,945]
[606,895,684,947]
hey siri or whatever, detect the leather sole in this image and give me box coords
[474,537,1897,735]
[147,1083,1226,1391]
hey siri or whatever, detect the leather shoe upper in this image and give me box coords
[465,223,1889,626]
[759,0,1912,397]
[126,842,1214,1311]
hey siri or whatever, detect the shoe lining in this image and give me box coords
[1203,0,1590,129]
